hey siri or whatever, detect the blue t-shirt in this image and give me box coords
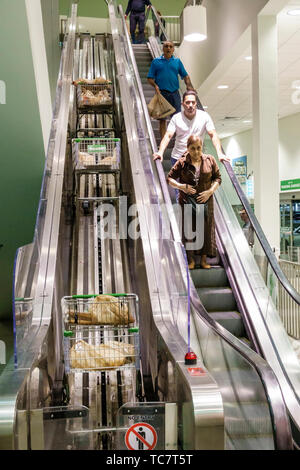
[147,55,188,93]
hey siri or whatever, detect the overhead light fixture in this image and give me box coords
[245,56,252,61]
[287,9,300,16]
[183,3,207,42]
[218,85,229,89]
[243,120,252,124]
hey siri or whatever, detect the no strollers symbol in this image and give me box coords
[125,422,157,450]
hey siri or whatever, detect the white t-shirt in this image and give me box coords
[167,110,215,159]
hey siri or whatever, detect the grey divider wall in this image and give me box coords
[0,1,45,320]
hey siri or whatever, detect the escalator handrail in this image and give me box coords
[221,160,300,306]
[114,3,293,449]
[147,5,169,44]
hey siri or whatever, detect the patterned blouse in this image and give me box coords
[167,153,222,205]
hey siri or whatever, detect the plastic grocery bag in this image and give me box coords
[147,93,176,119]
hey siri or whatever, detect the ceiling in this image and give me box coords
[200,0,300,138]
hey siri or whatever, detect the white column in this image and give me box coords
[252,14,280,253]
[25,0,52,154]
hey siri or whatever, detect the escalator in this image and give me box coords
[0,1,296,451]
[132,6,300,448]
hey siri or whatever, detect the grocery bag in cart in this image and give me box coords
[72,137,121,171]
[75,79,113,112]
[62,294,140,373]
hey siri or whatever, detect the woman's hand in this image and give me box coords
[197,189,212,204]
[182,184,197,195]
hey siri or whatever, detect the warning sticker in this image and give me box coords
[188,367,206,377]
[125,422,157,451]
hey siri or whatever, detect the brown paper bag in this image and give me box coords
[147,93,176,119]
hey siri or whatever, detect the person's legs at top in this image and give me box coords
[130,13,138,43]
[137,12,146,43]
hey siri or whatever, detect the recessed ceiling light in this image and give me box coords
[245,56,252,61]
[243,120,252,124]
[287,9,300,16]
[218,85,229,89]
[184,33,207,42]
[203,105,208,109]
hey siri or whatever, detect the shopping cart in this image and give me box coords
[76,82,113,113]
[62,294,139,373]
[72,137,121,171]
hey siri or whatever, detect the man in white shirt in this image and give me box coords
[153,91,230,165]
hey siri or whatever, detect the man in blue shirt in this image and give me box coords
[147,41,194,138]
[125,0,152,44]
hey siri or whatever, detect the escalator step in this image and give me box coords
[209,311,245,337]
[196,287,237,312]
[191,267,228,288]
[162,160,172,173]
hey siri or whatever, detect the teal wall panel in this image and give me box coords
[59,0,186,18]
[0,1,45,320]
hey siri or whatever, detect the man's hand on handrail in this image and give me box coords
[153,151,163,161]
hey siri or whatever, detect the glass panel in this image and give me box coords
[42,406,91,450]
[150,9,167,43]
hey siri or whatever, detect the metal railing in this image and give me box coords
[279,260,300,339]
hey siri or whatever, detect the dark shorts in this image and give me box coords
[160,89,181,118]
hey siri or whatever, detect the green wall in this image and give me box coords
[59,0,186,18]
[0,1,45,320]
